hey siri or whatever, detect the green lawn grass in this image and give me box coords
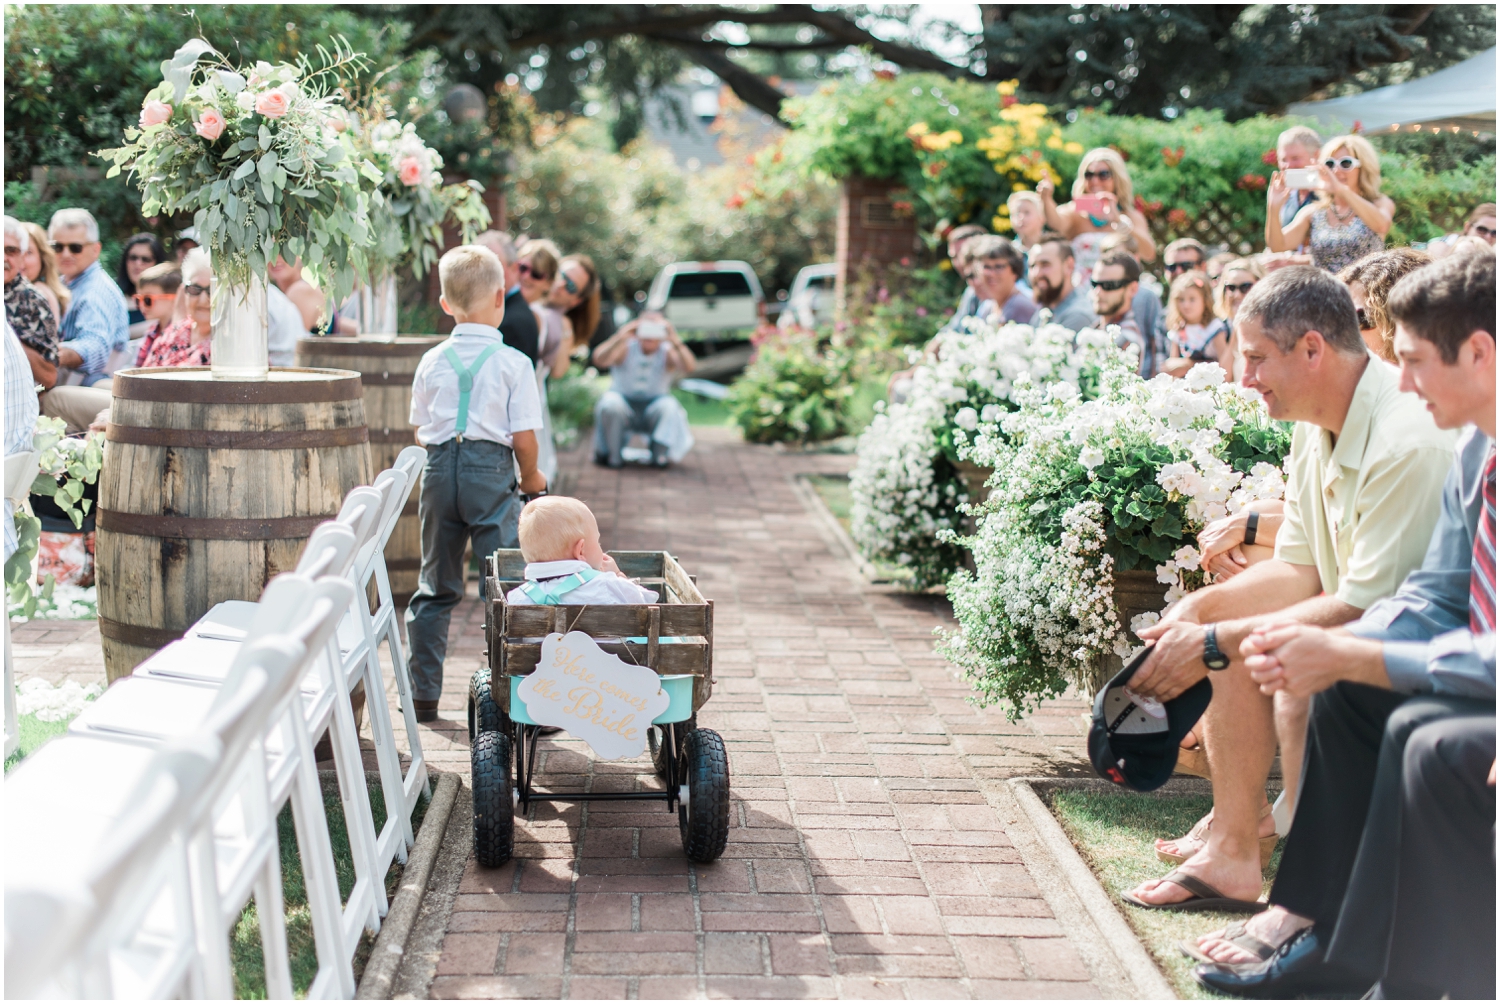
[4,712,74,771]
[232,783,431,999]
[803,473,911,584]
[1050,788,1282,1000]
[673,387,734,427]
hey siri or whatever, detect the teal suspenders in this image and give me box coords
[442,343,501,441]
[517,568,606,604]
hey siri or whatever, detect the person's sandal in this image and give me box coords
[1121,868,1267,913]
[1156,806,1280,867]
[1179,921,1280,965]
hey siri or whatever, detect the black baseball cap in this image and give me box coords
[1088,646,1213,792]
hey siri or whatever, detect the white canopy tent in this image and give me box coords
[1287,47,1496,136]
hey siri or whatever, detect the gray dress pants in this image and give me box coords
[404,439,520,701]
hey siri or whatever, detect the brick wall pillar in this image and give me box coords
[835,175,919,317]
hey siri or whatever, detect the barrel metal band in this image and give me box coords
[112,367,364,404]
[369,428,418,445]
[293,337,440,357]
[358,372,416,386]
[106,424,369,449]
[98,616,183,650]
[98,509,335,540]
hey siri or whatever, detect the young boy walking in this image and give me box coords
[406,245,547,721]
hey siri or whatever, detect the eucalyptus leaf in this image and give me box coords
[215,69,246,95]
[233,160,256,180]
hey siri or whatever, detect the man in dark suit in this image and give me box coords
[476,230,539,364]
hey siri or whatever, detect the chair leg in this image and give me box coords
[189,828,236,999]
[362,649,414,861]
[254,854,295,1000]
[285,711,356,999]
[327,661,389,929]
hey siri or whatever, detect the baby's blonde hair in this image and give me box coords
[518,496,598,562]
[439,244,505,314]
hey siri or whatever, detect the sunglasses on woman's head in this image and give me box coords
[1084,168,1113,181]
[1324,157,1360,171]
[133,292,177,309]
[183,283,211,297]
[1091,276,1132,291]
[50,242,86,255]
[1221,281,1256,295]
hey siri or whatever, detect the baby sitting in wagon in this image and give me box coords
[507,496,659,606]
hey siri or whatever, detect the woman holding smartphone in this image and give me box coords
[1266,134,1392,274]
[1039,147,1157,275]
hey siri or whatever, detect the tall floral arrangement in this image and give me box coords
[939,359,1291,716]
[848,320,1116,589]
[350,111,491,280]
[99,38,378,302]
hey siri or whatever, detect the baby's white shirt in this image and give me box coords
[505,559,660,606]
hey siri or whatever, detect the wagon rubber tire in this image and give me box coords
[678,728,730,863]
[468,668,505,746]
[649,716,696,780]
[471,730,515,867]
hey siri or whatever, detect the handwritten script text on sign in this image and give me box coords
[517,631,672,760]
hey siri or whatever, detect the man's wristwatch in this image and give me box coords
[521,489,549,504]
[1201,623,1231,670]
[1244,510,1259,547]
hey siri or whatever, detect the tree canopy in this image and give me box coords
[381,3,1495,141]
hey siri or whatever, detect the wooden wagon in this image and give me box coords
[468,550,728,866]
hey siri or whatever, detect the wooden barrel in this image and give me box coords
[96,367,372,681]
[295,336,442,603]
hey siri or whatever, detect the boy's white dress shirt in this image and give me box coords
[410,323,543,446]
[506,559,660,606]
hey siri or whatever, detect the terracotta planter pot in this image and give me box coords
[1082,567,1171,696]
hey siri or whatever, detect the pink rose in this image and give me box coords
[194,107,226,141]
[397,156,425,187]
[254,88,290,119]
[139,100,173,128]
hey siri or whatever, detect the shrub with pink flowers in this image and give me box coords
[99,38,380,300]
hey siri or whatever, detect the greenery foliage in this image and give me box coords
[727,335,853,444]
[6,419,106,620]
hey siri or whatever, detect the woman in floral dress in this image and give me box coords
[1266,134,1393,273]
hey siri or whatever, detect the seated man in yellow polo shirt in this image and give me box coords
[1120,266,1456,911]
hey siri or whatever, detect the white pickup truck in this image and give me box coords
[644,261,764,337]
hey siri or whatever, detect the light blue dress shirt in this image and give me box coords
[1348,425,1495,698]
[59,262,128,384]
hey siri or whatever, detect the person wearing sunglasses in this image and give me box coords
[1038,146,1157,280]
[1337,247,1432,363]
[1267,134,1393,275]
[115,232,165,340]
[4,215,61,391]
[45,208,129,389]
[1091,249,1165,377]
[128,261,202,369]
[1163,237,1208,282]
[1211,257,1264,382]
[475,229,541,365]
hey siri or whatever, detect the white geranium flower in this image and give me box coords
[1078,446,1105,470]
[954,407,979,431]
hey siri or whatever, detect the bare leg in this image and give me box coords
[1274,690,1310,810]
[1130,658,1274,904]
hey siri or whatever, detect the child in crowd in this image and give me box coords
[405,244,548,721]
[507,496,658,605]
[1164,269,1228,377]
[130,262,205,368]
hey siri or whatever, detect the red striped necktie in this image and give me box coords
[1472,451,1496,633]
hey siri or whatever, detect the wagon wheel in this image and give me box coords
[678,728,730,863]
[468,668,507,746]
[471,730,515,867]
[648,716,696,780]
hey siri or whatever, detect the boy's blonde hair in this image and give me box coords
[439,244,505,314]
[518,496,598,562]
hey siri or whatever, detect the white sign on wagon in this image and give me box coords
[518,631,671,761]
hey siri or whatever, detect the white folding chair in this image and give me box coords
[4,448,40,759]
[6,733,220,999]
[74,577,368,998]
[363,449,431,830]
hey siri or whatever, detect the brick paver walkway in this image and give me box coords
[419,428,1102,1000]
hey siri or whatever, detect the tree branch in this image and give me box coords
[789,4,979,78]
[664,39,794,121]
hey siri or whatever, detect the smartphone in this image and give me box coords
[1073,195,1108,217]
[1281,167,1320,191]
[637,320,667,339]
